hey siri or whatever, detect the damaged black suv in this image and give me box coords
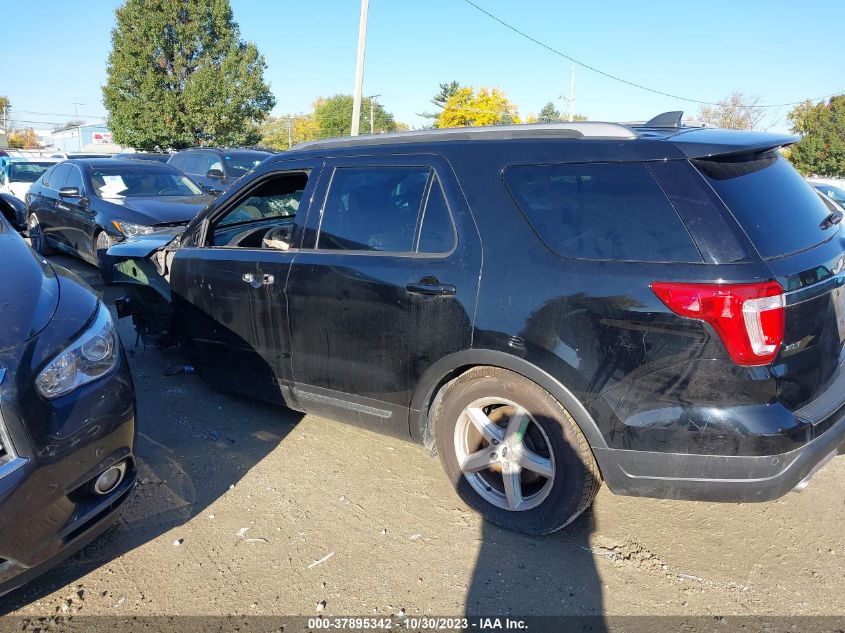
[107,112,845,535]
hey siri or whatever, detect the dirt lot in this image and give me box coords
[1,254,844,622]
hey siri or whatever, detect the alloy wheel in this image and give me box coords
[454,397,555,511]
[28,214,44,253]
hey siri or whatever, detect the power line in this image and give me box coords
[11,109,106,119]
[461,0,844,109]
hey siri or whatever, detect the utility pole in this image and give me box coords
[366,94,381,134]
[287,115,293,149]
[567,66,575,122]
[350,0,369,136]
[71,102,85,118]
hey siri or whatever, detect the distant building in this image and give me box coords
[50,123,122,154]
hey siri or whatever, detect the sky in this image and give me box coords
[2,0,843,134]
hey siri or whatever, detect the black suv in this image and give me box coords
[108,113,845,535]
[167,147,272,195]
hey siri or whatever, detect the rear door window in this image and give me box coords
[504,162,701,262]
[693,152,838,259]
[318,166,430,252]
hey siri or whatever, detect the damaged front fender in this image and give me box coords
[106,233,179,343]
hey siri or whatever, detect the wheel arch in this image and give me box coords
[409,349,608,454]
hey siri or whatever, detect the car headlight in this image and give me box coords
[35,304,118,398]
[112,220,155,237]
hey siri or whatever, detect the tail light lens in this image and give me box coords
[651,281,785,366]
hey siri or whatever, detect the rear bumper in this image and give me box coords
[596,407,845,502]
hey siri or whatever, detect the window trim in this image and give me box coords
[502,160,702,264]
[312,163,458,258]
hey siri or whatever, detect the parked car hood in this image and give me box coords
[0,223,59,350]
[100,195,214,226]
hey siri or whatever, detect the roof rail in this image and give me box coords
[292,122,638,151]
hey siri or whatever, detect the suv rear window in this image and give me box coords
[504,162,701,262]
[693,152,838,259]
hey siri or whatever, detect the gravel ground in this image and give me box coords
[1,254,843,623]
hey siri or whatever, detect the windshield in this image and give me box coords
[90,165,204,198]
[9,162,54,183]
[223,152,269,177]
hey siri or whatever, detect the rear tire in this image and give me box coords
[432,366,601,535]
[28,213,54,255]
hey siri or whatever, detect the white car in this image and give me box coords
[0,159,60,201]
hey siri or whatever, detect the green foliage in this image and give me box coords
[787,95,845,177]
[538,101,560,123]
[313,94,398,138]
[102,0,275,150]
[418,81,462,125]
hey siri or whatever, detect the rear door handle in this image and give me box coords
[405,281,456,296]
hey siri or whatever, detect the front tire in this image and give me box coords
[432,366,601,535]
[28,213,54,255]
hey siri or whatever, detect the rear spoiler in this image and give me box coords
[665,128,800,159]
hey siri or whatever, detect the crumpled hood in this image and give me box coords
[101,195,214,226]
[0,225,59,349]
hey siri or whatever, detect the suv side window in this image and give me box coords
[209,171,309,247]
[417,176,456,253]
[318,166,430,252]
[181,153,204,176]
[504,162,701,262]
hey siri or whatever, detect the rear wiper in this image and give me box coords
[820,210,843,230]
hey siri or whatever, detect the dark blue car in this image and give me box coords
[0,204,136,596]
[25,159,214,269]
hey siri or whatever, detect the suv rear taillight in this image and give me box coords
[651,281,785,366]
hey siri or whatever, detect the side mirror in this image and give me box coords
[206,168,225,179]
[59,186,82,198]
[0,193,27,232]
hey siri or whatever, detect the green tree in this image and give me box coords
[418,81,462,126]
[102,0,275,150]
[787,95,845,177]
[313,94,399,138]
[436,87,521,128]
[538,101,560,123]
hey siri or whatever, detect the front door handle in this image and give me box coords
[405,279,456,296]
[242,273,274,288]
